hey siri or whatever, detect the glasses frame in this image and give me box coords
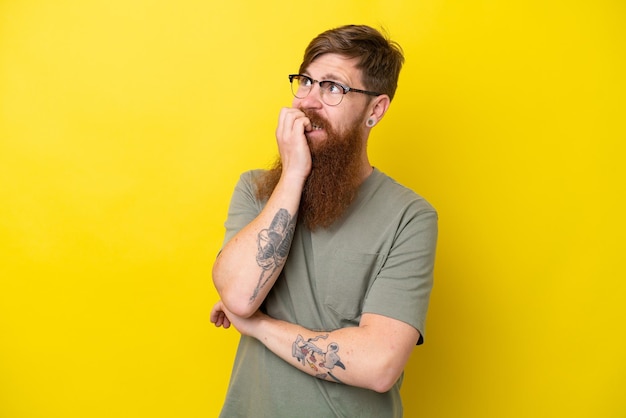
[288,74,382,106]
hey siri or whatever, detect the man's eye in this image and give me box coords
[301,77,313,87]
[327,83,343,94]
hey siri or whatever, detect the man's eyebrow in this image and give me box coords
[321,73,348,84]
[304,72,349,84]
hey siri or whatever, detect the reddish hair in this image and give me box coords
[298,25,405,101]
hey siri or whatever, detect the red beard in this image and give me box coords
[256,111,365,230]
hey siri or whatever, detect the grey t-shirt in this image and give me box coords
[219,168,438,418]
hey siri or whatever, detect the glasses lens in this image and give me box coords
[289,76,343,105]
[319,81,343,106]
[291,75,311,99]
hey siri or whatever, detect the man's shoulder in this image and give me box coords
[232,169,268,193]
[368,169,436,215]
[238,168,265,182]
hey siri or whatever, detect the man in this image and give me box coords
[210,24,438,417]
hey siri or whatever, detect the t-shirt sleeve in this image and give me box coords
[362,205,438,345]
[221,170,264,249]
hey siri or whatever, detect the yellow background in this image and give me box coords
[1,0,624,417]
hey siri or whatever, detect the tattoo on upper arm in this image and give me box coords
[292,334,345,383]
[250,208,296,302]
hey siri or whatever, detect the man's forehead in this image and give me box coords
[303,54,362,83]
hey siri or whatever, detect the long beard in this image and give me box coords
[255,112,365,230]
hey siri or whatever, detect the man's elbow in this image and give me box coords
[220,292,257,319]
[367,359,405,393]
[369,375,400,394]
[213,268,257,318]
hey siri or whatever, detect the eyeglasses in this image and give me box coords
[288,74,382,106]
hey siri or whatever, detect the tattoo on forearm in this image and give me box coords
[292,334,345,383]
[250,208,295,302]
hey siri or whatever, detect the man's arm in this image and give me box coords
[210,301,419,393]
[212,108,312,318]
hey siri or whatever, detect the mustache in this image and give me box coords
[301,109,329,130]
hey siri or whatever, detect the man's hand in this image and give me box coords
[210,300,266,337]
[210,300,231,329]
[276,107,312,182]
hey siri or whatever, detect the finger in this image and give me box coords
[295,116,312,134]
[216,312,224,327]
[291,111,311,134]
[210,309,218,324]
[210,300,225,325]
[278,108,309,138]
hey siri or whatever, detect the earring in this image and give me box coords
[366,118,376,127]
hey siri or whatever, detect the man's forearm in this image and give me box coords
[250,312,419,393]
[212,175,303,317]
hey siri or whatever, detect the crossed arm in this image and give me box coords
[211,301,419,393]
[212,108,311,318]
[210,196,421,392]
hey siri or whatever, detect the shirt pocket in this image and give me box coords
[322,250,380,326]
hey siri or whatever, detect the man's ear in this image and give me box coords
[367,94,391,126]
